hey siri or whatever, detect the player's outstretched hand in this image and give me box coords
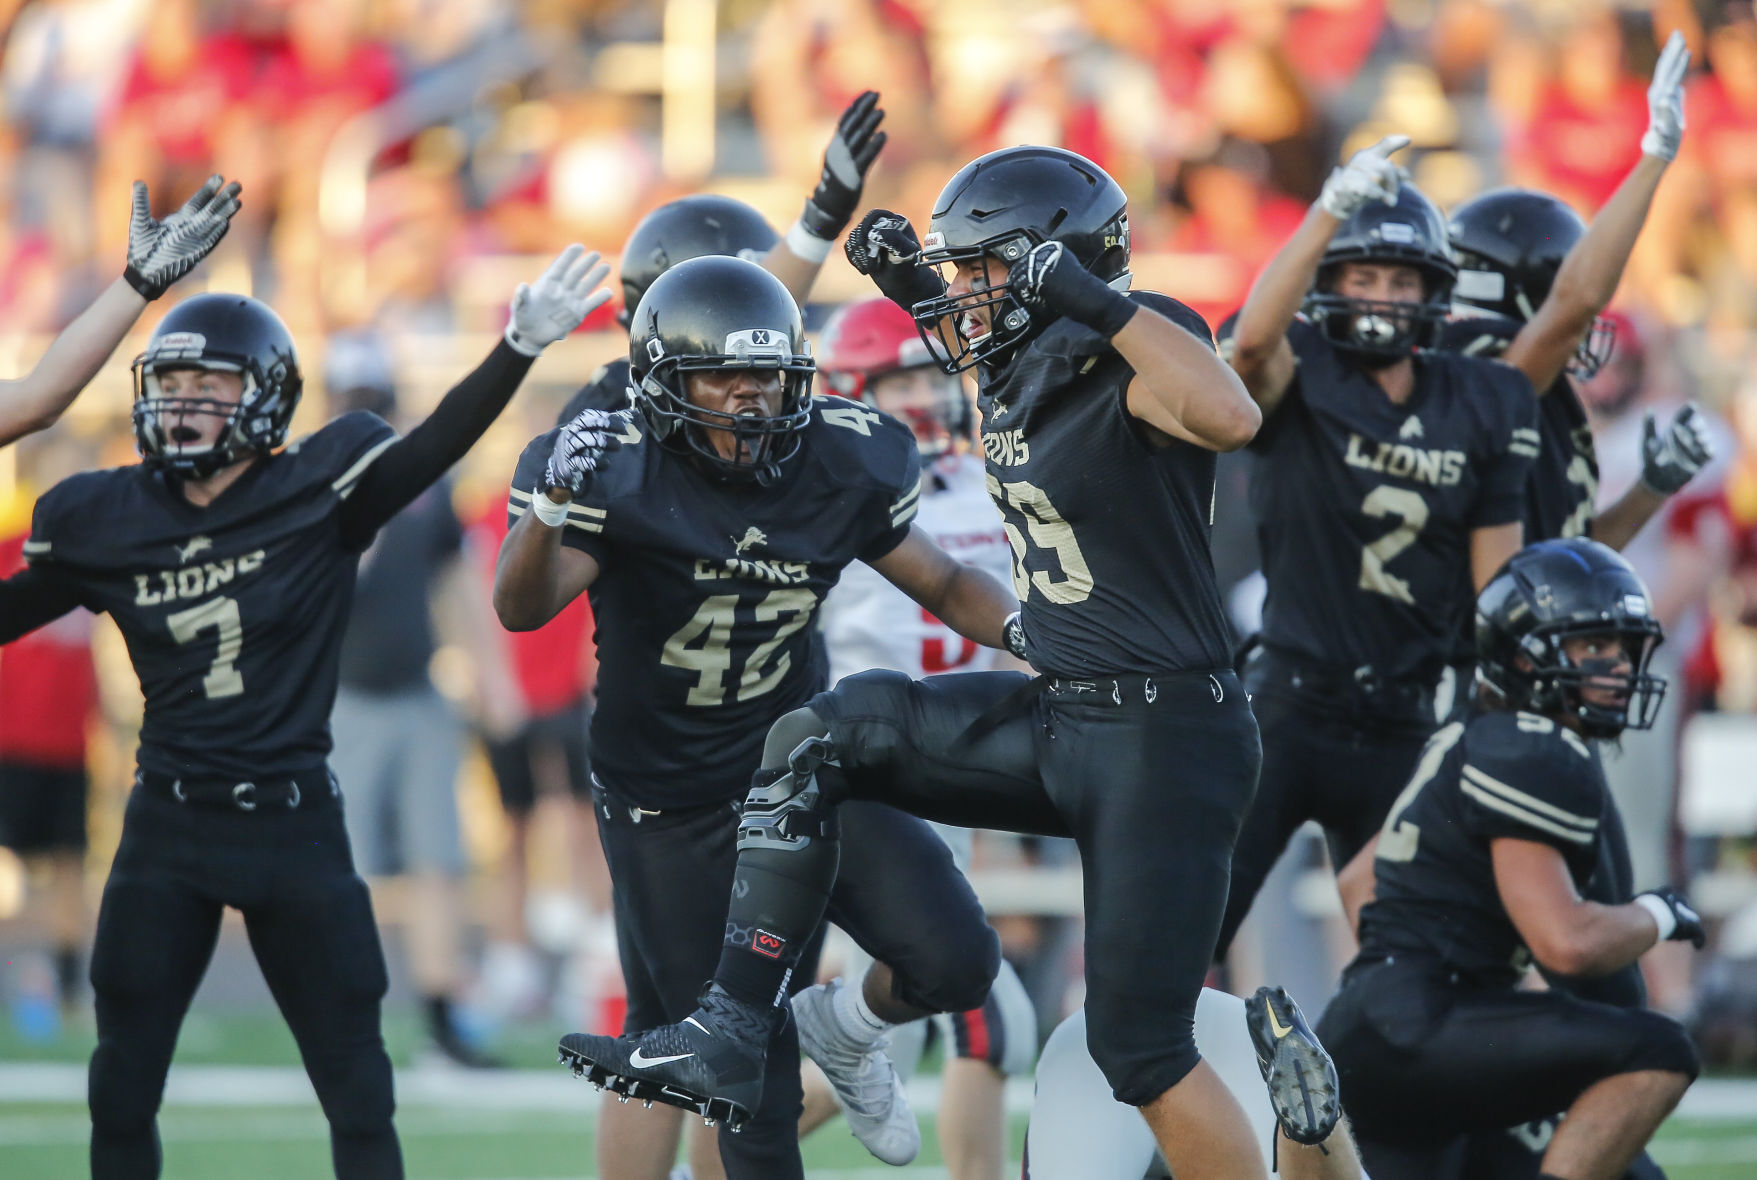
[545,407,623,496]
[124,175,243,301]
[1636,887,1707,948]
[1641,31,1689,162]
[800,90,888,242]
[1011,241,1136,338]
[845,209,945,311]
[1318,134,1409,221]
[506,245,613,358]
[1639,402,1713,494]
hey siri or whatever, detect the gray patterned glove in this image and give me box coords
[506,244,613,358]
[799,90,887,241]
[1639,402,1713,495]
[546,408,624,495]
[123,175,243,301]
[1641,31,1689,163]
[1317,135,1408,221]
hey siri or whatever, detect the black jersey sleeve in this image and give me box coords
[0,566,82,642]
[855,414,923,563]
[1459,711,1603,854]
[339,339,535,549]
[506,428,610,561]
[1467,362,1540,529]
[557,359,632,425]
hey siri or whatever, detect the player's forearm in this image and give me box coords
[0,566,83,644]
[932,565,1019,651]
[1116,309,1260,451]
[1590,482,1669,552]
[0,278,147,447]
[1230,205,1336,377]
[1533,900,1660,978]
[493,506,578,631]
[761,240,827,309]
[341,340,535,545]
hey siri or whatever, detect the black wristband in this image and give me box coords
[798,199,848,243]
[122,264,160,301]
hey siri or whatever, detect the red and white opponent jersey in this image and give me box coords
[822,452,1013,686]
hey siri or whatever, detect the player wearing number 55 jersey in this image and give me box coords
[1318,539,1702,1180]
[558,147,1362,1180]
[496,257,1021,1180]
[1216,140,1539,961]
[0,245,611,1180]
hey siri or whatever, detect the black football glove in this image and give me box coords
[798,90,887,242]
[845,209,945,311]
[1636,887,1706,949]
[124,175,243,301]
[1011,240,1137,339]
[546,408,624,495]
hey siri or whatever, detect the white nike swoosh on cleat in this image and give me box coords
[1266,1000,1294,1039]
[630,1048,694,1067]
[683,1017,711,1035]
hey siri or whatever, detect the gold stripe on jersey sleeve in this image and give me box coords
[1460,780,1595,844]
[507,490,604,533]
[22,539,49,556]
[332,436,400,498]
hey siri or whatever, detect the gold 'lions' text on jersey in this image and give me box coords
[1238,316,1538,681]
[23,412,399,781]
[1360,708,1606,986]
[975,290,1235,676]
[509,399,921,809]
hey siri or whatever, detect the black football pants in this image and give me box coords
[595,777,996,1180]
[1215,663,1434,960]
[1317,956,1699,1180]
[89,773,399,1179]
[810,667,1261,1106]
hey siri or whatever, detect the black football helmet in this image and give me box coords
[912,145,1130,372]
[1304,184,1457,362]
[1476,538,1665,738]
[627,255,814,484]
[1448,187,1615,379]
[618,195,778,326]
[131,293,303,478]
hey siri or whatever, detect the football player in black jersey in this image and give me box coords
[494,256,1021,1180]
[0,174,240,449]
[550,147,1356,1180]
[1317,538,1703,1180]
[1215,140,1541,963]
[0,245,609,1180]
[556,90,889,425]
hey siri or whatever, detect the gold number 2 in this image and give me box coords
[1359,485,1430,605]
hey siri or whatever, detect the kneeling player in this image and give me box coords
[1318,538,1703,1180]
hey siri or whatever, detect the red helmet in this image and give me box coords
[819,298,971,455]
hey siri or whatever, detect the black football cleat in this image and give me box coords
[1246,985,1342,1147]
[557,983,781,1131]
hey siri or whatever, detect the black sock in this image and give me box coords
[53,945,80,1006]
[424,994,452,1040]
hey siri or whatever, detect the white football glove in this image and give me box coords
[1318,134,1409,221]
[124,175,243,301]
[1641,31,1690,163]
[1639,402,1714,495]
[545,408,624,495]
[505,244,613,358]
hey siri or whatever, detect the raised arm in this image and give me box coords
[1503,34,1689,394]
[762,90,887,306]
[1226,136,1409,416]
[0,565,84,645]
[0,176,241,448]
[339,246,611,548]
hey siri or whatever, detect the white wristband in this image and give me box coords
[530,487,571,527]
[1635,892,1676,940]
[785,219,835,264]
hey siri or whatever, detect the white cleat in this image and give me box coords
[791,979,920,1166]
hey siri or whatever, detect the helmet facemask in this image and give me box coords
[636,331,815,486]
[1306,261,1452,366]
[132,355,293,479]
[910,231,1036,374]
[1485,617,1666,738]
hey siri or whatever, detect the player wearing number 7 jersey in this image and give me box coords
[1214,141,1539,963]
[0,244,612,1179]
[554,146,1358,1180]
[495,256,1022,1180]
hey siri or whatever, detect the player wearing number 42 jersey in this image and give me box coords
[559,145,1362,1180]
[1319,538,1703,1180]
[495,256,1022,1180]
[0,244,611,1179]
[1216,138,1540,961]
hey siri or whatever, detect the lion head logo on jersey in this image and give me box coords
[177,536,213,564]
[733,527,767,555]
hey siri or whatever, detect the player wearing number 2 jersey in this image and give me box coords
[0,245,609,1179]
[557,146,1359,1180]
[494,257,1021,1180]
[1216,139,1538,962]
